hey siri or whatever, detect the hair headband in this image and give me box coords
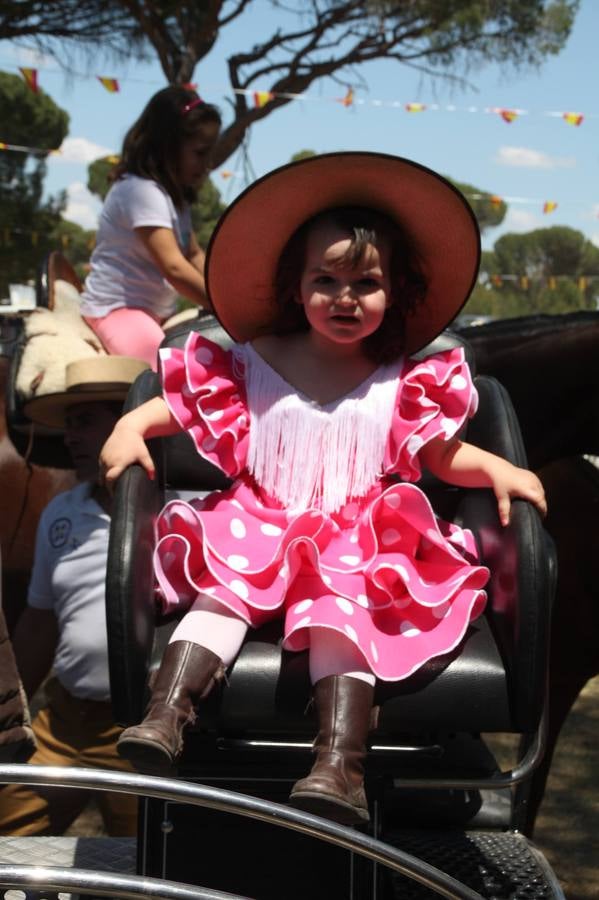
[182,96,205,115]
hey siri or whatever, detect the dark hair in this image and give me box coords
[110,85,221,208]
[273,206,427,363]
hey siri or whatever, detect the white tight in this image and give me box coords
[168,593,376,686]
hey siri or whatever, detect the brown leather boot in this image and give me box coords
[117,641,225,773]
[289,675,373,825]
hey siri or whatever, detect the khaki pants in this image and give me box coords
[0,678,137,836]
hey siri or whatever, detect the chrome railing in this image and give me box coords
[0,763,484,900]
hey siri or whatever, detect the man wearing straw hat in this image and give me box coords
[0,355,147,836]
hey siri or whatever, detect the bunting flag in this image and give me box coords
[405,102,426,113]
[220,170,234,179]
[253,91,274,108]
[19,67,39,93]
[543,201,558,214]
[106,154,120,164]
[182,82,198,91]
[97,77,119,93]
[340,88,354,108]
[498,108,518,123]
[489,195,503,208]
[491,275,503,287]
[563,111,584,126]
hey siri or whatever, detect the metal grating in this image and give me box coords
[383,830,563,899]
[0,837,136,900]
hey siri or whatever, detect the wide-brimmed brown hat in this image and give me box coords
[23,355,149,429]
[205,152,480,354]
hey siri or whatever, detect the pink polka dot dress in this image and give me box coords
[154,333,488,682]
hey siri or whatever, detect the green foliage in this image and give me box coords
[87,156,119,201]
[463,225,599,318]
[191,178,226,249]
[450,179,507,233]
[0,71,68,297]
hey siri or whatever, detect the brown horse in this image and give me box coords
[0,318,74,632]
[458,311,599,835]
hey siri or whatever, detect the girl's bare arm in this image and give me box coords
[136,226,211,310]
[419,436,547,526]
[100,396,180,484]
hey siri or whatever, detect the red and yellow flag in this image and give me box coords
[405,102,426,113]
[491,275,503,287]
[563,111,583,127]
[498,108,518,124]
[340,88,354,108]
[220,170,234,179]
[489,195,503,208]
[97,77,120,93]
[19,67,39,93]
[253,91,274,108]
[543,201,558,214]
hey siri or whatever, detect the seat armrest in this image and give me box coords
[106,461,163,726]
[456,483,555,733]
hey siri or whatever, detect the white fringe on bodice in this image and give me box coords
[238,344,401,514]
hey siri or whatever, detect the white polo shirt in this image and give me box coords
[27,482,112,701]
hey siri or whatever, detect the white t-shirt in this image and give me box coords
[80,174,192,320]
[27,482,112,701]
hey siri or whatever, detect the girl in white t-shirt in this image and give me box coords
[81,86,221,369]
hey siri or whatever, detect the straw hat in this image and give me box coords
[23,355,150,429]
[205,152,480,354]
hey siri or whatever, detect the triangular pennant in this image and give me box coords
[97,76,120,93]
[253,91,274,108]
[563,111,583,127]
[489,195,503,208]
[543,201,558,214]
[405,102,426,113]
[340,88,354,108]
[498,108,518,123]
[19,67,39,93]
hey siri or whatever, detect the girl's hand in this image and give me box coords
[493,465,547,526]
[99,424,156,486]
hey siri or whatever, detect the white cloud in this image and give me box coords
[54,137,114,165]
[494,146,576,169]
[502,208,540,233]
[63,182,101,230]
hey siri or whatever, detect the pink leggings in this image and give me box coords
[84,308,166,371]
[170,594,376,686]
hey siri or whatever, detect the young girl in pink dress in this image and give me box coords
[100,153,546,825]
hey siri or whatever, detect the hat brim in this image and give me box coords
[206,152,480,355]
[23,388,129,430]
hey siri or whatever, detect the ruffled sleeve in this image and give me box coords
[384,347,478,482]
[158,333,249,477]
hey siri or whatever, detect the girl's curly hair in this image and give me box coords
[272,206,427,363]
[110,85,221,208]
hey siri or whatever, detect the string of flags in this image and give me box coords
[0,222,595,294]
[8,65,595,125]
[0,137,588,218]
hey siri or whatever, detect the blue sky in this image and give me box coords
[1,0,598,251]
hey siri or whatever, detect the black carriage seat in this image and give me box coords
[106,315,555,799]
